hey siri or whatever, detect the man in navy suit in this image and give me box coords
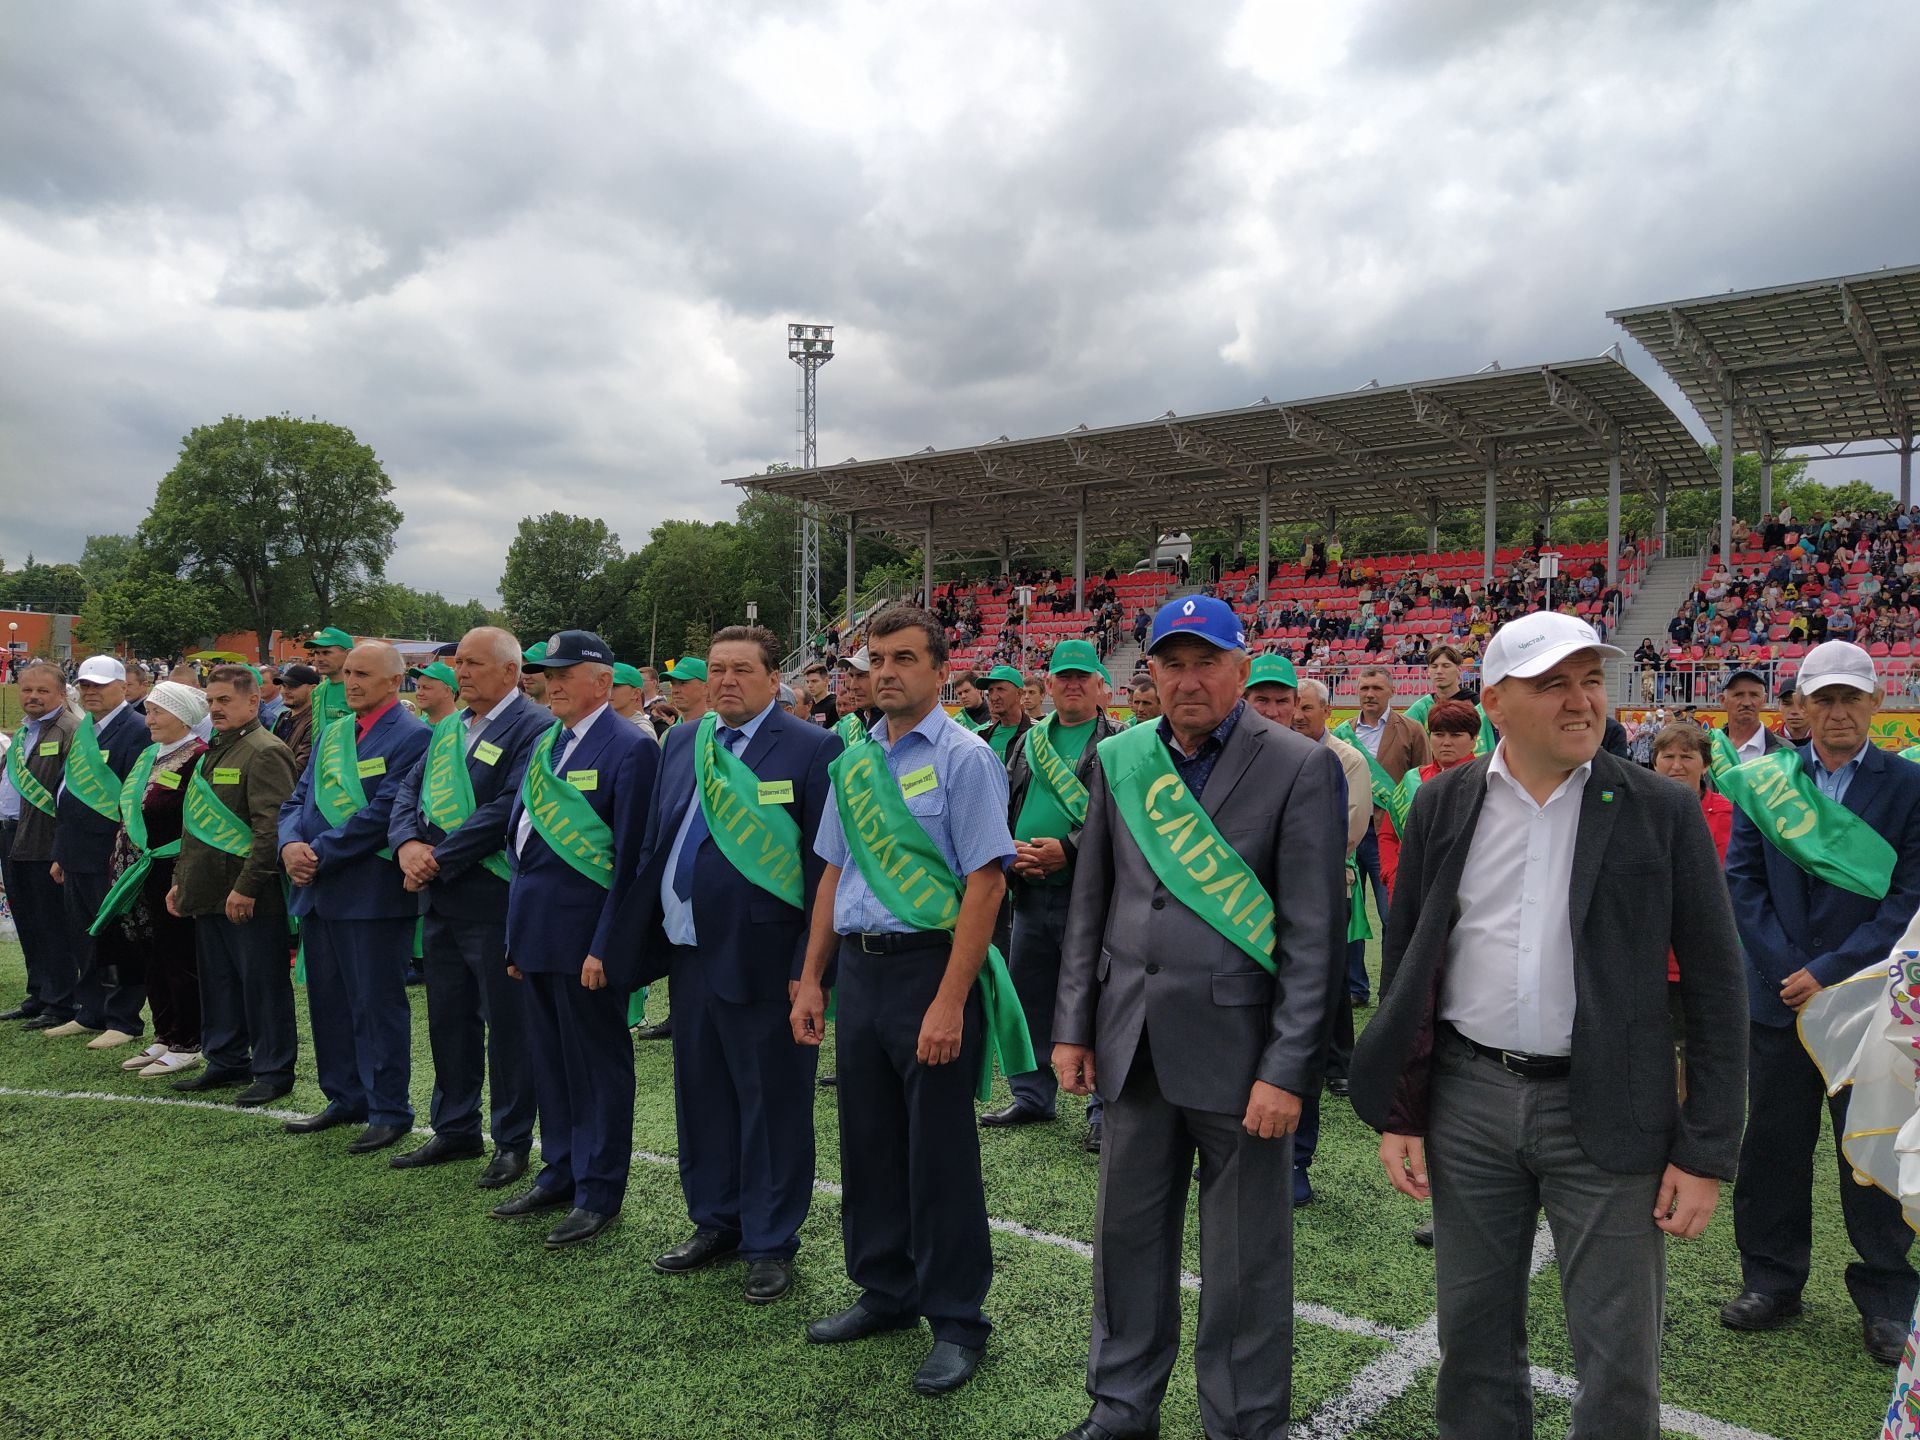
[278,641,432,1154]
[1722,640,1920,1365]
[47,655,154,1046]
[601,625,840,1301]
[494,630,657,1249]
[388,626,549,1189]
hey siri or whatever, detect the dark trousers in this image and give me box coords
[135,907,200,1049]
[835,940,992,1348]
[1089,1037,1296,1440]
[303,916,414,1127]
[1008,883,1103,1122]
[64,867,146,1034]
[195,914,298,1085]
[522,968,634,1214]
[669,944,817,1261]
[1324,991,1356,1083]
[1345,829,1382,1002]
[3,845,74,1020]
[1734,1018,1917,1321]
[423,913,533,1151]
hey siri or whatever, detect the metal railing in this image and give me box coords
[779,576,910,674]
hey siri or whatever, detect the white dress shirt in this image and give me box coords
[1730,724,1768,764]
[514,703,607,857]
[56,701,129,800]
[1438,743,1590,1056]
[660,700,777,946]
[463,689,521,754]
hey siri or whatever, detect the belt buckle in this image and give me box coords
[1498,1049,1532,1077]
[859,933,884,955]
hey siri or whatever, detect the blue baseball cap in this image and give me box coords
[525,630,616,669]
[1147,595,1247,655]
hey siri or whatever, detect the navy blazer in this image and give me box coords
[277,704,431,921]
[52,704,153,875]
[604,704,841,1003]
[388,693,550,926]
[1726,740,1920,1027]
[504,707,657,989]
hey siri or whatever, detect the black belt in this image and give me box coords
[1450,1027,1572,1080]
[849,931,949,956]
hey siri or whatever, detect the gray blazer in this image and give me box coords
[1054,708,1348,1114]
[1350,749,1749,1179]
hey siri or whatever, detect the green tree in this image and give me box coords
[78,534,140,590]
[0,558,89,613]
[79,567,225,657]
[270,415,402,621]
[499,513,637,642]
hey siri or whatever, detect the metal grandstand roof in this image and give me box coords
[1609,264,1920,457]
[725,356,1718,551]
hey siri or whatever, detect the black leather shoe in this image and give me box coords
[391,1134,484,1168]
[21,1014,67,1031]
[232,1081,292,1108]
[817,1072,838,1088]
[1326,1077,1351,1098]
[347,1123,409,1155]
[1056,1417,1158,1440]
[545,1207,617,1249]
[1412,1219,1435,1249]
[1084,1122,1103,1154]
[806,1302,919,1345]
[173,1068,249,1093]
[980,1102,1051,1128]
[477,1149,528,1190]
[493,1184,572,1218]
[0,1006,41,1022]
[911,1340,983,1396]
[1718,1291,1803,1331]
[1866,1316,1907,1365]
[744,1258,793,1303]
[653,1227,741,1275]
[632,1018,673,1040]
[283,1102,363,1134]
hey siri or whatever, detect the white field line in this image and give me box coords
[0,1087,1786,1440]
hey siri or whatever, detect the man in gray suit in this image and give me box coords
[1352,612,1747,1439]
[1050,596,1347,1440]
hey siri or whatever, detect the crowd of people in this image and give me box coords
[5,584,1920,1440]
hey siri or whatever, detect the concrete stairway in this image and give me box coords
[1607,553,1703,704]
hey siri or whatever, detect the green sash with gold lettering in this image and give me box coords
[63,714,123,822]
[692,712,804,907]
[1333,721,1410,832]
[314,715,393,859]
[89,744,183,935]
[518,723,615,888]
[835,711,868,748]
[829,737,1037,1100]
[1096,722,1279,975]
[1709,729,1896,899]
[1022,716,1092,829]
[420,714,511,884]
[183,763,251,858]
[5,722,56,818]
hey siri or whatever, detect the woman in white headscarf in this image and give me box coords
[100,682,211,1079]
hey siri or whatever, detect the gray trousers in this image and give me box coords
[424,912,534,1151]
[1427,1029,1666,1440]
[1089,1038,1295,1440]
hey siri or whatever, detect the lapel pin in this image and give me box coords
[1600,790,1615,803]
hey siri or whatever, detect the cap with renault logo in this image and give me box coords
[1147,596,1246,654]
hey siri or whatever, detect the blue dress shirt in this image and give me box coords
[1810,739,1872,806]
[0,713,45,821]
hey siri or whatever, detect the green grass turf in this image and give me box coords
[0,927,1900,1439]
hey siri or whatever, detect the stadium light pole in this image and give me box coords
[789,322,834,651]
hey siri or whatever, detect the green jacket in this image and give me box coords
[172,720,298,917]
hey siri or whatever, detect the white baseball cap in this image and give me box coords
[838,646,871,673]
[1795,640,1878,695]
[74,655,127,684]
[1481,613,1624,687]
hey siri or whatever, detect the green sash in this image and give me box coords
[834,711,868,748]
[517,723,615,888]
[1708,730,1896,899]
[1022,716,1092,828]
[63,715,123,823]
[1345,855,1371,942]
[1333,721,1410,832]
[1400,695,1435,728]
[692,712,804,907]
[88,744,184,935]
[183,764,252,858]
[1900,744,1920,764]
[420,715,511,884]
[5,722,56,817]
[1475,705,1496,757]
[829,738,1036,1101]
[314,716,392,859]
[949,708,990,734]
[1095,723,1279,975]
[311,677,348,735]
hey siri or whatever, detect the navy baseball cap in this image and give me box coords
[525,630,615,669]
[1147,595,1247,654]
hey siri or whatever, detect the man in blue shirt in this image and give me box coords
[790,604,1015,1399]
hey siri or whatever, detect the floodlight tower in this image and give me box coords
[789,323,834,651]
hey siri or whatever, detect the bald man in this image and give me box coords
[278,642,432,1152]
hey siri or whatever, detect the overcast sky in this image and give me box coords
[3,0,1915,601]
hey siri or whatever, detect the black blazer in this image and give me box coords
[1350,748,1749,1180]
[52,704,151,875]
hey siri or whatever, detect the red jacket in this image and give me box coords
[1670,789,1734,981]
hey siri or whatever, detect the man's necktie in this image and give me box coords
[672,727,740,901]
[552,728,576,775]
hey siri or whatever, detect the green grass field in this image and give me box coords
[0,930,1900,1440]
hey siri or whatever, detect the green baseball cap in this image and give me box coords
[522,641,548,664]
[611,663,644,688]
[408,660,457,687]
[1047,639,1112,684]
[984,664,1026,689]
[1245,654,1299,692]
[664,656,708,683]
[305,626,354,651]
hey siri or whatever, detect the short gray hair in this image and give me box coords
[1296,678,1330,705]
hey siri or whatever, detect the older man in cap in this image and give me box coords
[1718,665,1787,763]
[1051,596,1346,1440]
[494,630,657,1248]
[304,627,354,734]
[978,665,1029,763]
[664,655,710,726]
[278,640,432,1152]
[1722,639,1920,1364]
[45,655,153,1046]
[832,648,884,746]
[611,664,649,724]
[408,660,460,727]
[984,639,1123,1148]
[1,659,81,1027]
